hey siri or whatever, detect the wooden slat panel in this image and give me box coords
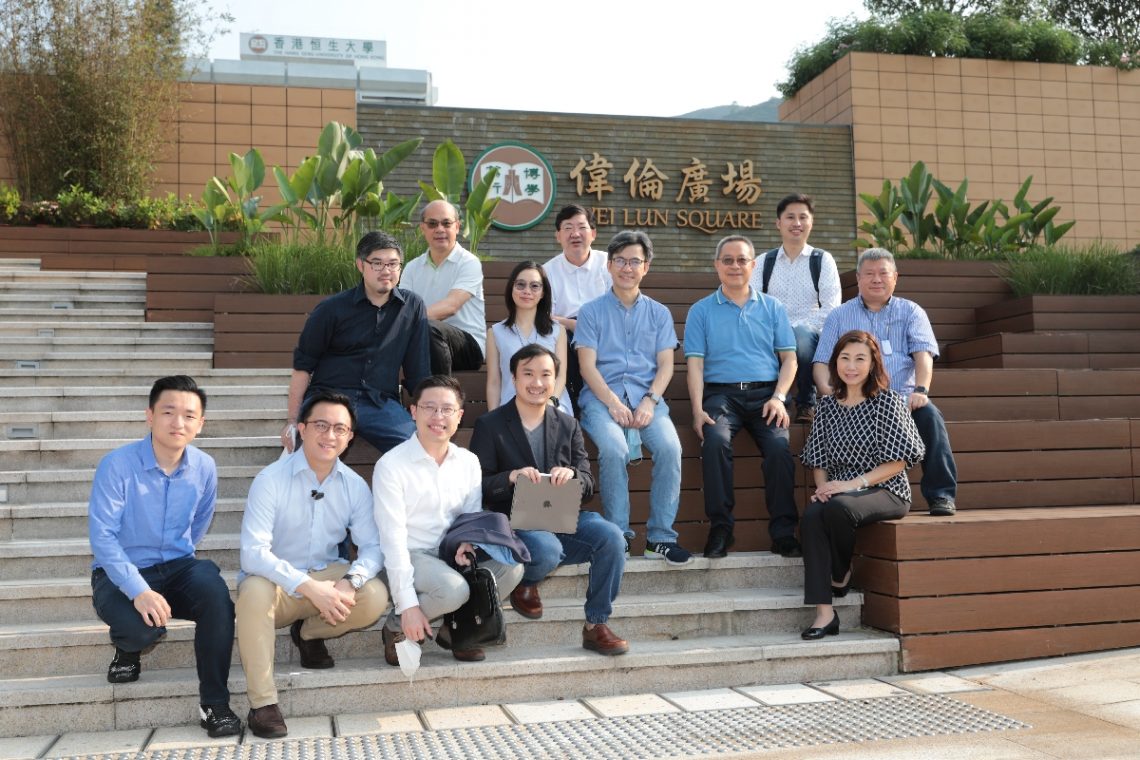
[936,368,1058,396]
[898,622,1140,671]
[1057,369,1140,395]
[886,552,1140,597]
[948,478,1136,509]
[951,449,1132,481]
[945,419,1131,452]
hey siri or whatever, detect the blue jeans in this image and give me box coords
[579,396,682,543]
[516,511,626,624]
[912,401,958,503]
[91,556,233,705]
[793,325,820,409]
[343,391,415,454]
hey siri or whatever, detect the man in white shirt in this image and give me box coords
[373,375,524,664]
[750,193,841,423]
[236,391,387,739]
[400,200,486,373]
[543,204,612,413]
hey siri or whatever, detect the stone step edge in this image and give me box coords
[0,632,899,707]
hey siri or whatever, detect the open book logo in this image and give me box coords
[470,141,557,231]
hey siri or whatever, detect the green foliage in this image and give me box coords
[1047,0,1140,58]
[244,239,359,295]
[56,185,112,227]
[0,183,19,223]
[1002,242,1140,295]
[415,139,501,257]
[856,161,1076,258]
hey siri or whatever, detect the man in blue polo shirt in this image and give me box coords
[685,235,800,559]
[88,375,241,737]
[576,230,691,565]
[813,248,958,516]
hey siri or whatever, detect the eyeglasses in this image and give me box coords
[513,280,543,293]
[559,224,591,234]
[612,257,645,269]
[363,258,401,272]
[303,420,352,437]
[422,218,457,229]
[718,256,754,267]
[417,403,460,418]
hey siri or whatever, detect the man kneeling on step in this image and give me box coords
[470,344,629,655]
[237,391,388,739]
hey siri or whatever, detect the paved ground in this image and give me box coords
[3,647,1138,759]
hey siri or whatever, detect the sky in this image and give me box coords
[206,0,868,117]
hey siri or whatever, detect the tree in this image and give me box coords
[864,0,1045,20]
[1047,0,1140,51]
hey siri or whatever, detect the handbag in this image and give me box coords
[442,552,506,650]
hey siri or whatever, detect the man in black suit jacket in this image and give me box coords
[470,344,629,655]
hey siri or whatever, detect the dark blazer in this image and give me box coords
[469,403,595,517]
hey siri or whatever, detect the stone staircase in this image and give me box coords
[0,258,898,738]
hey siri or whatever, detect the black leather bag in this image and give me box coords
[442,552,505,650]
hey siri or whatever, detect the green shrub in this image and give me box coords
[245,239,359,295]
[119,194,201,231]
[0,183,18,223]
[1002,242,1139,296]
[56,185,113,227]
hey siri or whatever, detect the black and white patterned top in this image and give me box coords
[800,389,925,502]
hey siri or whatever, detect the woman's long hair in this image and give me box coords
[503,260,554,335]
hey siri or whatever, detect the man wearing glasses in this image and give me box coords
[575,230,692,566]
[237,390,387,739]
[542,204,612,412]
[685,235,801,560]
[285,230,430,456]
[399,199,487,374]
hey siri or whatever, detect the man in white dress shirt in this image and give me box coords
[236,390,387,739]
[543,204,612,413]
[750,193,841,423]
[373,375,524,665]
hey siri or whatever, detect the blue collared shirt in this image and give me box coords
[239,450,383,595]
[574,289,678,408]
[813,296,940,394]
[88,435,218,600]
[684,287,796,383]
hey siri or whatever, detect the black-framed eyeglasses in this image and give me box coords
[612,256,645,269]
[363,258,401,272]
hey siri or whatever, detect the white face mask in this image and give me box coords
[395,638,422,682]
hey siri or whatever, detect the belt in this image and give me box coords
[705,381,777,391]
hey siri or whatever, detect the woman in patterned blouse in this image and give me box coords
[798,330,925,640]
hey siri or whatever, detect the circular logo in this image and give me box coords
[469,142,556,231]
[248,35,268,54]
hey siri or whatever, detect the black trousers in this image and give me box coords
[428,320,483,374]
[801,487,910,605]
[564,327,584,416]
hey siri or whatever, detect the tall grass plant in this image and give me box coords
[245,240,359,296]
[1002,242,1139,296]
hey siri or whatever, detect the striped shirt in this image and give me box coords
[813,296,939,394]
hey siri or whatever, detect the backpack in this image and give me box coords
[760,247,823,307]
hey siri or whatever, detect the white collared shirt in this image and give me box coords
[239,450,382,595]
[543,248,613,319]
[749,246,842,332]
[400,243,487,355]
[372,434,482,613]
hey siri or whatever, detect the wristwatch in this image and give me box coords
[643,392,663,405]
[913,385,928,395]
[341,573,365,590]
[773,392,787,404]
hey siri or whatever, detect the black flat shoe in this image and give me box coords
[831,582,851,598]
[801,612,840,640]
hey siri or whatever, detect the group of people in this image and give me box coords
[86,194,960,740]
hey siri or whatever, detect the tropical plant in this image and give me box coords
[193,149,286,250]
[417,139,502,256]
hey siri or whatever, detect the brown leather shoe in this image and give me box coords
[582,623,629,656]
[382,627,403,667]
[451,647,485,662]
[290,620,334,669]
[509,584,543,619]
[247,704,288,739]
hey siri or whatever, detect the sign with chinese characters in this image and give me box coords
[568,152,764,235]
[470,142,556,231]
[239,33,386,64]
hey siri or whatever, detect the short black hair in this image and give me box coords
[298,390,358,430]
[148,375,206,412]
[554,204,595,230]
[776,193,814,217]
[509,343,560,376]
[411,374,465,406]
[606,229,654,262]
[356,230,403,260]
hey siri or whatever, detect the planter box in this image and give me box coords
[213,293,323,368]
[976,295,1140,334]
[0,226,239,270]
[146,256,254,323]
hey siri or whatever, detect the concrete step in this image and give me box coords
[0,553,805,623]
[0,409,282,440]
[0,368,290,388]
[0,281,143,295]
[0,336,214,353]
[0,435,278,470]
[0,294,145,310]
[0,265,144,284]
[0,308,144,322]
[0,464,263,506]
[0,321,213,339]
[0,498,248,542]
[3,385,285,412]
[0,351,213,371]
[0,632,897,738]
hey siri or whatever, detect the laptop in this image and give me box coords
[510,475,581,533]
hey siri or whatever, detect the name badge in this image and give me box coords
[881,339,893,355]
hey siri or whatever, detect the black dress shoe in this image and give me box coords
[801,611,840,640]
[771,535,803,558]
[831,581,851,598]
[929,498,957,516]
[703,526,735,559]
[290,620,334,669]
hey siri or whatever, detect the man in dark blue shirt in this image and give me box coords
[283,231,432,455]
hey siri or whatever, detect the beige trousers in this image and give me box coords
[236,564,388,708]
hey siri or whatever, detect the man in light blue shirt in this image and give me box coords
[88,375,240,738]
[576,230,691,565]
[236,390,387,739]
[685,236,800,560]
